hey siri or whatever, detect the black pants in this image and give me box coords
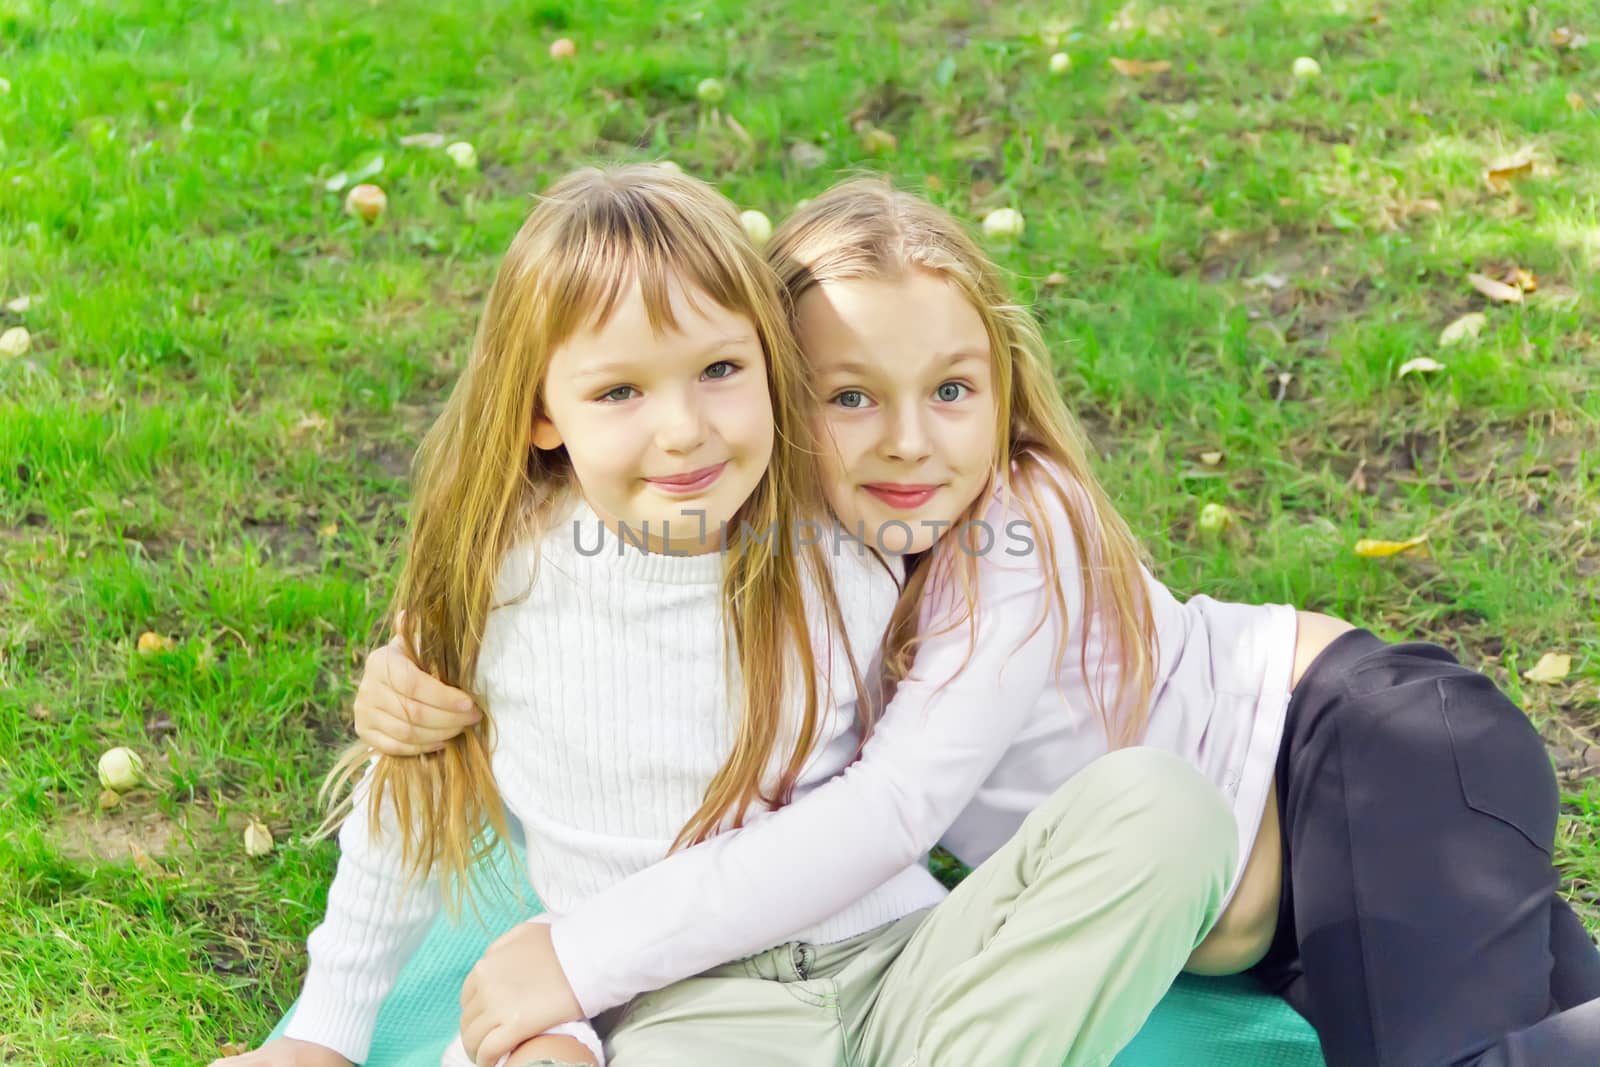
[1247,629,1600,1066]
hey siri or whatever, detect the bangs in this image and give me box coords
[531,169,772,350]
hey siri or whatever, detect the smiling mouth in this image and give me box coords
[862,483,942,509]
[646,463,727,494]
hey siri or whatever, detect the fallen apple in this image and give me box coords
[98,747,145,793]
[982,208,1025,241]
[0,326,30,359]
[697,77,726,105]
[345,183,387,223]
[1197,502,1233,535]
[740,209,773,246]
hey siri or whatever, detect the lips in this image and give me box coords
[863,483,941,510]
[646,462,726,494]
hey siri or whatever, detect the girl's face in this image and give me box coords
[797,269,999,555]
[534,275,774,555]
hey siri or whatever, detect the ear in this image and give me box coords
[530,415,563,451]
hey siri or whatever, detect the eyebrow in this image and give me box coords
[820,348,989,378]
[571,333,758,382]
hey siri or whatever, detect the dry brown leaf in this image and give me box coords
[1523,652,1572,684]
[244,819,275,858]
[1109,57,1172,77]
[97,789,121,811]
[217,1045,249,1059]
[1550,27,1574,46]
[1353,533,1429,558]
[1439,312,1488,346]
[1507,267,1537,293]
[1468,272,1523,303]
[1484,151,1535,191]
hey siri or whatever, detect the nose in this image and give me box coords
[653,389,709,454]
[882,402,933,464]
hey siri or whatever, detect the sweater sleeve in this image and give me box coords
[549,481,1085,1017]
[282,768,445,1063]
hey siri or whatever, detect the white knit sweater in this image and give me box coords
[282,498,947,1063]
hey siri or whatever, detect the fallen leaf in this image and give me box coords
[244,819,275,858]
[97,788,121,811]
[398,132,446,148]
[126,840,158,875]
[1468,272,1523,303]
[1244,272,1290,291]
[1353,532,1429,558]
[1550,27,1574,46]
[1398,357,1446,379]
[318,522,339,539]
[1507,267,1537,293]
[1484,151,1534,191]
[788,140,827,170]
[217,1045,249,1058]
[1109,57,1172,77]
[1523,652,1572,684]
[1199,451,1224,466]
[1439,312,1487,346]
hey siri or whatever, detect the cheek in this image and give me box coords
[954,411,999,468]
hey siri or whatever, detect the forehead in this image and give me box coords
[795,270,988,372]
[552,273,759,372]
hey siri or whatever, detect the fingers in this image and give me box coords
[376,640,478,716]
[476,1023,520,1067]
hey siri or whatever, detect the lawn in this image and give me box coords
[1,0,1597,1062]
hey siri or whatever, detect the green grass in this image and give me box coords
[2,0,1598,1061]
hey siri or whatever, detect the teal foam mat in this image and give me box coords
[272,845,1324,1065]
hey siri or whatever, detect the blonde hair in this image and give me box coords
[767,177,1158,747]
[323,164,862,909]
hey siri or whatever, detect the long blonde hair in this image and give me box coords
[323,164,861,909]
[767,177,1158,747]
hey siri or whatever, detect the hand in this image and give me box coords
[207,1037,351,1067]
[460,921,585,1067]
[354,633,480,756]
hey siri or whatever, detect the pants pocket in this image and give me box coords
[1438,673,1557,857]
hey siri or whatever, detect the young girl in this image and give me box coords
[215,165,1237,1067]
[362,178,1600,1066]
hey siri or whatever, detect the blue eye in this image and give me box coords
[703,360,738,380]
[833,390,868,409]
[935,382,969,402]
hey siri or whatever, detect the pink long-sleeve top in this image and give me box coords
[551,458,1297,1018]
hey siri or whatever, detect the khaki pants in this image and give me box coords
[590,748,1237,1067]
